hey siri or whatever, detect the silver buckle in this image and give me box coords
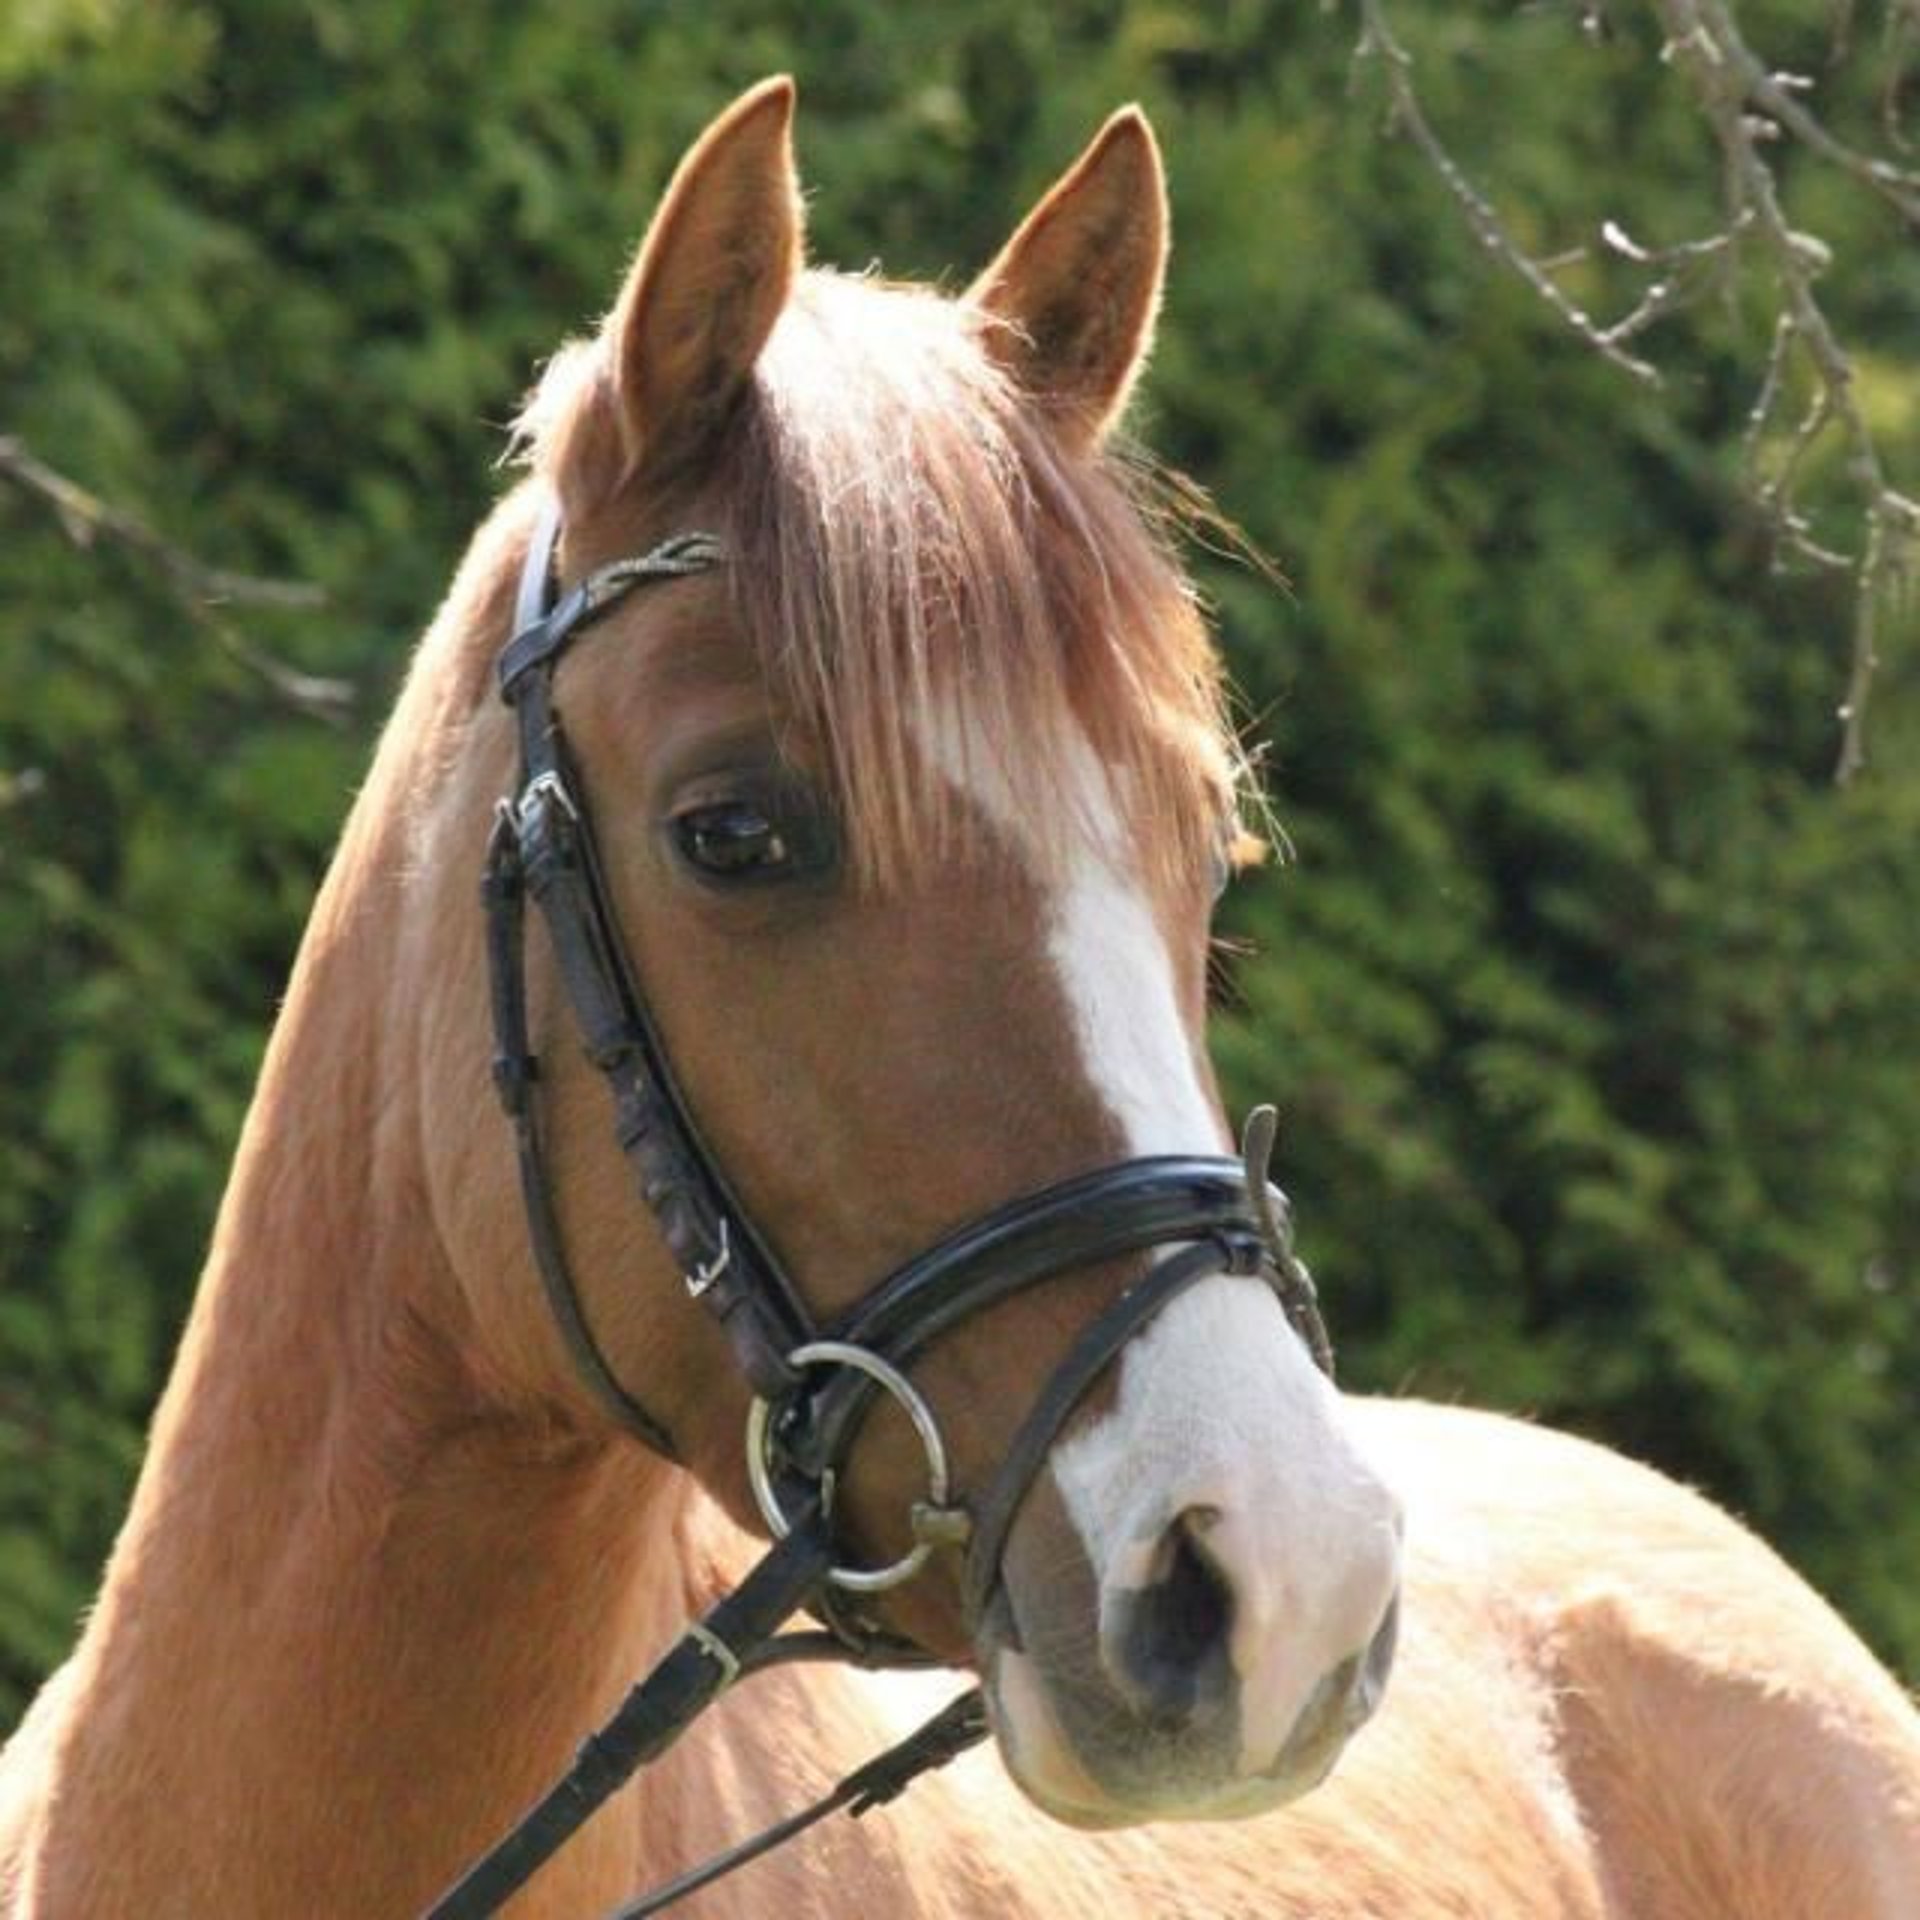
[683,1620,742,1690]
[684,1219,732,1299]
[515,768,578,836]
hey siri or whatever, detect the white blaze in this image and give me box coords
[926,717,1219,1158]
[934,714,1401,1782]
[1046,827,1222,1159]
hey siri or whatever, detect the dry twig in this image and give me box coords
[1350,0,1919,781]
[1352,0,1662,385]
[0,432,352,722]
[1651,0,1919,781]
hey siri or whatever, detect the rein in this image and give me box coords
[431,494,1333,1918]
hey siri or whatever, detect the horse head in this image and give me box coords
[415,77,1402,1832]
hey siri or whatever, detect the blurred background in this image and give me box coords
[3,0,1915,1729]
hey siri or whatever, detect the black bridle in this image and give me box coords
[430,494,1333,1919]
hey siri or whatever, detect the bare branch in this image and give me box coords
[1882,0,1920,151]
[1651,0,1919,778]
[0,435,325,612]
[0,433,352,722]
[1351,0,1916,780]
[1743,321,1851,569]
[1352,0,1663,385]
[1596,216,1745,344]
[1680,3,1920,222]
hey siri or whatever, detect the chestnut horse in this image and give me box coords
[3,78,1916,1920]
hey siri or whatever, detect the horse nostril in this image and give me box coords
[1107,1506,1236,1727]
[1352,1589,1400,1725]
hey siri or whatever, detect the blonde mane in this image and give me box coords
[521,269,1242,886]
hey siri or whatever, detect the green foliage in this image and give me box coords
[3,0,1916,1729]
[1190,2,1920,1678]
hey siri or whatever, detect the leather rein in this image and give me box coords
[428,494,1333,1918]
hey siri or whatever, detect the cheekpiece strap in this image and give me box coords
[482,811,680,1454]
[487,494,814,1449]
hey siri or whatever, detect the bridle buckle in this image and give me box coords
[515,767,578,837]
[684,1219,733,1300]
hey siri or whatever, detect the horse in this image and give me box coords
[2,76,1916,1920]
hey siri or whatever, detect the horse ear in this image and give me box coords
[603,76,802,487]
[969,107,1168,448]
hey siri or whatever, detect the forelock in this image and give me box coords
[714,271,1240,886]
[511,271,1247,888]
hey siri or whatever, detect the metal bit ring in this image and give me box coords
[746,1341,956,1594]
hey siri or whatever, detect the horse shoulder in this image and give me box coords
[1357,1399,1920,1919]
[0,1656,89,1916]
[631,1413,1920,1918]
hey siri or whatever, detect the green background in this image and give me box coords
[3,0,1916,1728]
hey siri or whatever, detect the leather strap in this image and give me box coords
[958,1237,1263,1627]
[509,748,808,1395]
[423,1508,836,1920]
[485,500,813,1445]
[598,1686,987,1920]
[499,529,727,701]
[484,812,679,1451]
[513,491,564,636]
[777,1158,1299,1482]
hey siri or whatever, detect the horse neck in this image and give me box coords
[22,496,693,1916]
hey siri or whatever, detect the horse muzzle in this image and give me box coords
[967,1261,1404,1828]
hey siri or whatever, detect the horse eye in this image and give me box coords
[670,786,835,886]
[674,801,791,879]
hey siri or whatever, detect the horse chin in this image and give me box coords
[976,1608,1370,1831]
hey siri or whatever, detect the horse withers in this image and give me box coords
[2,77,1915,1920]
